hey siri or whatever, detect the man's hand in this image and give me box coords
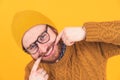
[29,57,49,80]
[55,27,86,46]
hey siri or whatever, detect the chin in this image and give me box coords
[41,59,58,63]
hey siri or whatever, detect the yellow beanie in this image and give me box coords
[11,10,55,48]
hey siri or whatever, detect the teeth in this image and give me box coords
[45,47,53,56]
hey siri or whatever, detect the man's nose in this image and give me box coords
[36,42,48,53]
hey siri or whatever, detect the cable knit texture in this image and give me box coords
[25,21,120,80]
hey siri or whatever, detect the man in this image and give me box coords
[12,11,120,80]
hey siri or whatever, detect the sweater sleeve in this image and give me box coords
[83,21,120,45]
[24,64,30,80]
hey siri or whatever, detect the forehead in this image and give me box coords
[22,24,46,48]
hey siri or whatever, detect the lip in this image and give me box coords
[44,45,54,57]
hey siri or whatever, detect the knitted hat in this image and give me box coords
[11,10,55,48]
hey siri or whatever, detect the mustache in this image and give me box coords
[39,41,55,57]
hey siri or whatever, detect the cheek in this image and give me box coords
[47,28,57,43]
[31,53,39,59]
[53,45,60,56]
[49,33,56,42]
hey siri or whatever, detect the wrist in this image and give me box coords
[82,26,86,40]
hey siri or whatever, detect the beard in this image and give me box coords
[41,40,63,63]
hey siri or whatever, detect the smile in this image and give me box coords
[44,45,54,57]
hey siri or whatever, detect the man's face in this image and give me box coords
[22,24,62,63]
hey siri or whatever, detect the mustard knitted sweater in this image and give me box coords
[25,21,120,80]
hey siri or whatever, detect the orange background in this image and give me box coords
[0,0,120,80]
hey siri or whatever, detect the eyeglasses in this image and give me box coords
[26,25,50,54]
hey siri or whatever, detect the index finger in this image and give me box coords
[31,57,42,72]
[55,30,64,45]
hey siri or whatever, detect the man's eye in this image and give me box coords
[40,33,47,40]
[41,34,45,38]
[27,44,38,54]
[29,44,37,50]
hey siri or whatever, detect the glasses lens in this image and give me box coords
[27,44,38,54]
[38,32,50,43]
